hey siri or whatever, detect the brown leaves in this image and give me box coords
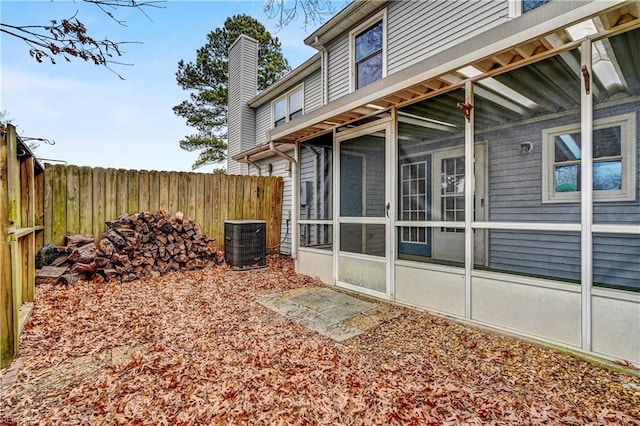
[2,257,639,425]
[614,359,640,370]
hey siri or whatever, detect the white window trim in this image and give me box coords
[271,83,305,129]
[542,112,637,203]
[349,8,387,93]
[508,0,523,18]
[509,0,550,18]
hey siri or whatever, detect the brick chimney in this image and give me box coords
[227,35,258,174]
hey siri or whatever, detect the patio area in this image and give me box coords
[1,256,639,424]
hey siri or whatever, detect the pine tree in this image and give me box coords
[174,14,290,170]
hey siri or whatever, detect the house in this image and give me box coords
[227,0,640,365]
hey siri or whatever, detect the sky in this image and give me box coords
[1,0,329,172]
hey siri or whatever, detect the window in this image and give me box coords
[289,90,303,120]
[274,99,286,127]
[523,0,550,13]
[543,113,636,203]
[401,162,427,243]
[350,10,386,91]
[509,0,551,17]
[272,85,303,128]
[441,157,465,232]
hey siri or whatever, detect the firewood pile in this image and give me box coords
[38,211,221,284]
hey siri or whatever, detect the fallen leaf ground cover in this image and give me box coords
[2,256,639,425]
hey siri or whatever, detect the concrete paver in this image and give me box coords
[256,287,377,342]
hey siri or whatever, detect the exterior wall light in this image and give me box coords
[520,141,533,154]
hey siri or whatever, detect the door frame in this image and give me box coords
[333,118,395,299]
[431,142,488,265]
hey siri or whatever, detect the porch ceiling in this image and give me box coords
[269,1,640,145]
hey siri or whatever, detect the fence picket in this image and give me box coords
[138,170,150,213]
[116,169,128,216]
[168,172,179,214]
[149,170,160,213]
[127,169,139,215]
[104,168,117,225]
[92,167,106,241]
[51,165,67,244]
[194,173,205,230]
[66,165,80,234]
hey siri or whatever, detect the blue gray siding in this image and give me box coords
[593,234,640,289]
[304,69,323,113]
[254,69,323,147]
[488,230,582,281]
[299,144,332,221]
[252,156,292,255]
[255,104,271,146]
[483,103,640,289]
[387,0,507,73]
[327,35,350,102]
[325,0,508,103]
[299,139,333,248]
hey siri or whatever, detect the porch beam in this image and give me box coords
[268,1,630,144]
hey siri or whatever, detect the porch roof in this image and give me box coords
[234,0,639,163]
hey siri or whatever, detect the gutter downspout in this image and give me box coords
[315,36,329,105]
[244,155,261,176]
[269,141,298,259]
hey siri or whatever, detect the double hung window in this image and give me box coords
[272,86,304,128]
[543,113,636,203]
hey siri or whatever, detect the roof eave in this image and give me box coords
[304,0,387,47]
[232,142,294,163]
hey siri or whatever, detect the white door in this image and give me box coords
[432,143,487,265]
[335,120,393,299]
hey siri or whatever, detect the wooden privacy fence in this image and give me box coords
[44,165,284,252]
[1,124,44,368]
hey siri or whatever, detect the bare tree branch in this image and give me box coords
[84,0,165,25]
[263,0,337,31]
[0,0,165,77]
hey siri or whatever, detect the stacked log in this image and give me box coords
[44,211,220,283]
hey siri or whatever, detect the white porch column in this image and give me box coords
[464,80,475,319]
[580,38,593,351]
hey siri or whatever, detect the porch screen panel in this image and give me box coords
[487,230,582,283]
[478,47,582,217]
[591,27,640,291]
[340,135,385,218]
[299,134,333,250]
[593,233,639,291]
[340,224,385,257]
[474,47,582,279]
[339,132,386,255]
[397,88,469,265]
[337,127,388,295]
